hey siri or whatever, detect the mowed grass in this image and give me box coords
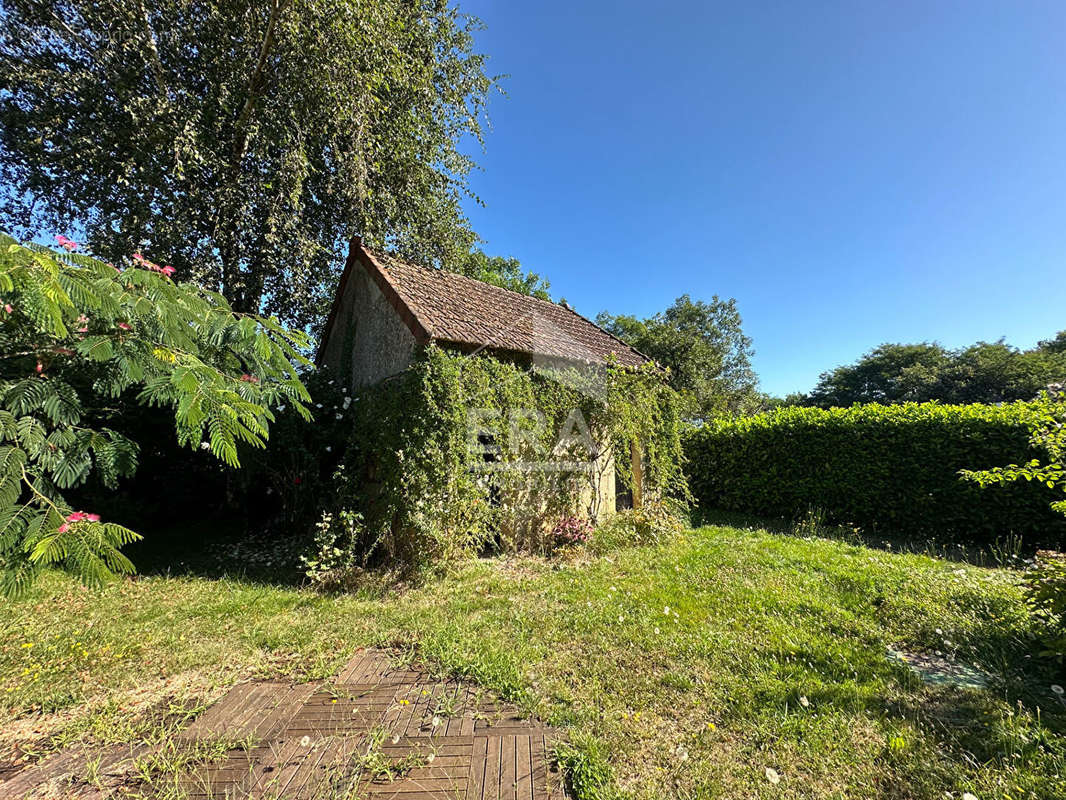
[2,525,1065,799]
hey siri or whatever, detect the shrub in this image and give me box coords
[1022,550,1066,661]
[589,500,686,554]
[551,516,594,550]
[0,234,310,594]
[684,401,1066,544]
[962,385,1066,519]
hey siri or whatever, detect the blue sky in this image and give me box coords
[459,0,1066,397]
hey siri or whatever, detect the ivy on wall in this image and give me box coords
[315,346,689,573]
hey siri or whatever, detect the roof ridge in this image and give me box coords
[315,238,650,369]
[366,245,647,363]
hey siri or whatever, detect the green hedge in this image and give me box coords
[683,402,1066,543]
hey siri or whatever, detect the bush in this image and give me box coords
[684,401,1066,544]
[589,500,686,554]
[1023,550,1066,661]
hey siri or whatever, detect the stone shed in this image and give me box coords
[316,238,651,521]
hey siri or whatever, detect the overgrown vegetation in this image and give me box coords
[302,346,688,585]
[3,525,1064,799]
[684,400,1066,543]
[0,235,309,595]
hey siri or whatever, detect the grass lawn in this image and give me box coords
[2,523,1065,799]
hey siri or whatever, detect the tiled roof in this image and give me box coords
[321,239,649,368]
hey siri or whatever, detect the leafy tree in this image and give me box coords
[0,0,493,332]
[597,295,758,418]
[806,339,1066,407]
[807,343,953,407]
[0,234,310,595]
[455,250,551,300]
[1039,331,1066,354]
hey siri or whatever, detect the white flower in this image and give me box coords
[300,735,311,747]
[426,752,435,763]
[277,404,285,412]
[765,767,781,784]
[199,441,210,450]
[328,380,334,385]
[654,627,660,635]
[342,397,352,409]
[335,413,343,420]
[325,446,332,452]
[799,695,809,708]
[391,734,400,744]
[432,715,441,728]
[962,793,978,800]
[664,606,670,615]
[1052,685,1064,695]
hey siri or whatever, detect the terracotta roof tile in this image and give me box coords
[360,246,648,368]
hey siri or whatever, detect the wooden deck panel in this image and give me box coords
[1,647,568,799]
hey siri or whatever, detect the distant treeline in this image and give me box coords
[775,331,1066,408]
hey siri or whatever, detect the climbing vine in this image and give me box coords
[309,346,688,581]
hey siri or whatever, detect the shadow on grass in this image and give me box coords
[124,516,309,588]
[693,507,1034,569]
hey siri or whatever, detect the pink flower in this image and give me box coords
[117,322,132,331]
[35,361,43,374]
[160,265,175,277]
[3,304,12,314]
[57,523,69,533]
[55,235,79,251]
[132,252,144,262]
[64,511,100,524]
[239,374,259,383]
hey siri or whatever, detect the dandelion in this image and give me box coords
[706,722,715,730]
[765,767,781,784]
[432,715,441,728]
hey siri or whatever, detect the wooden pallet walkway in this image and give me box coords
[0,648,568,799]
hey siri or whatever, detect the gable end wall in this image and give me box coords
[320,258,419,390]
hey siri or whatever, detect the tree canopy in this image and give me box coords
[597,294,759,419]
[803,335,1066,408]
[0,234,310,595]
[0,0,494,333]
[455,250,551,300]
